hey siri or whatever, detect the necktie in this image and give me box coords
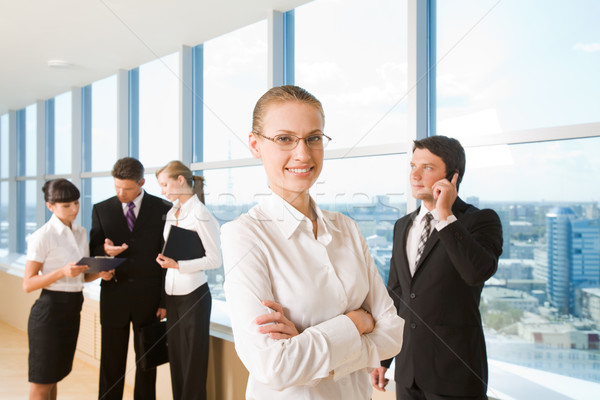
[126,202,136,232]
[415,212,433,266]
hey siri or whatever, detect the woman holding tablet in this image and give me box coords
[23,179,110,400]
[155,161,222,400]
[221,85,404,399]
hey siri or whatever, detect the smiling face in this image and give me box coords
[47,200,80,226]
[249,101,325,206]
[410,148,448,209]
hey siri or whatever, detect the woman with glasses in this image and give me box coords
[23,179,112,400]
[222,85,404,399]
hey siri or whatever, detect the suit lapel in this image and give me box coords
[132,192,157,233]
[398,210,418,282]
[413,229,440,277]
[109,197,130,233]
[412,197,469,278]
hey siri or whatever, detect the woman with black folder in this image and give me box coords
[155,161,222,400]
[23,179,111,400]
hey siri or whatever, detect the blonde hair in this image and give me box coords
[156,161,205,203]
[252,85,325,136]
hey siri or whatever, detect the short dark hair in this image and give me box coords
[413,135,466,190]
[42,179,80,204]
[112,157,145,182]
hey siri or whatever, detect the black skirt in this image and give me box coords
[27,289,83,384]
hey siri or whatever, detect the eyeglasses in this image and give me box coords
[255,132,332,150]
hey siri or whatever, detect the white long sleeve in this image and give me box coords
[163,196,222,295]
[222,193,403,399]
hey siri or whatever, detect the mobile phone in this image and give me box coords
[446,170,458,182]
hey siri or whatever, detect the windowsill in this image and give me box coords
[0,252,234,342]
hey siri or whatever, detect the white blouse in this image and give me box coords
[222,192,404,400]
[26,214,89,292]
[163,195,222,296]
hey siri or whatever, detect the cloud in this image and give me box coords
[573,43,600,53]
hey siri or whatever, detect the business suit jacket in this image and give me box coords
[90,192,172,327]
[383,197,502,397]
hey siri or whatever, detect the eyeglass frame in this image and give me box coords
[253,132,332,150]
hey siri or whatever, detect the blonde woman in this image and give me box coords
[155,161,222,400]
[221,85,404,399]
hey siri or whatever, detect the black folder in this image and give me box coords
[137,319,168,370]
[162,225,206,261]
[76,257,126,273]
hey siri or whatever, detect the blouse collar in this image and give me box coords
[259,191,340,243]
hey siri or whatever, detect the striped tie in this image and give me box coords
[415,212,433,266]
[126,202,136,232]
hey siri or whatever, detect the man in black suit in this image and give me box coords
[371,136,502,399]
[90,157,171,400]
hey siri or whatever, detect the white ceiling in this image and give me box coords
[0,0,311,115]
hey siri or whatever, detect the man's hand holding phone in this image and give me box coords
[433,172,458,220]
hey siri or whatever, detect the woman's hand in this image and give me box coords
[370,366,389,391]
[256,300,299,340]
[345,308,375,335]
[62,262,89,278]
[156,254,179,269]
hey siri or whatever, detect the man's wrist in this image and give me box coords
[435,214,457,231]
[444,214,457,223]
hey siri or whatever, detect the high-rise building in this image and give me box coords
[546,207,600,315]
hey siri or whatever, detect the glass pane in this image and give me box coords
[460,137,600,391]
[139,53,180,168]
[54,91,72,174]
[204,20,268,162]
[295,0,408,149]
[25,179,38,241]
[203,165,265,225]
[25,104,37,176]
[91,75,118,172]
[0,181,7,251]
[319,155,407,283]
[143,172,162,200]
[91,176,116,205]
[1,114,8,178]
[202,164,264,301]
[437,0,600,138]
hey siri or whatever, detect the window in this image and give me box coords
[53,91,72,175]
[24,104,37,176]
[139,52,180,167]
[203,165,265,300]
[295,0,408,149]
[437,0,600,138]
[0,181,7,253]
[1,114,8,178]
[91,75,118,172]
[203,20,268,162]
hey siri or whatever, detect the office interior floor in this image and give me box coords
[0,320,134,400]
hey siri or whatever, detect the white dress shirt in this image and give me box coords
[26,214,89,292]
[406,207,456,276]
[121,190,144,218]
[163,195,222,296]
[222,192,404,400]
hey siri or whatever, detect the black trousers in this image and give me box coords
[99,323,157,400]
[397,380,487,400]
[165,283,211,400]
